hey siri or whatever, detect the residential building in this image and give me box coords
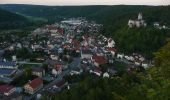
[32,67,45,77]
[0,85,16,96]
[0,62,18,69]
[52,64,62,77]
[81,49,93,59]
[91,55,107,67]
[2,92,22,100]
[0,69,17,77]
[107,38,115,47]
[24,78,43,94]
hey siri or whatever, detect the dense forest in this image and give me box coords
[0,8,47,30]
[1,4,169,58]
[0,8,33,30]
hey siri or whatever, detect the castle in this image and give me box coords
[128,13,147,28]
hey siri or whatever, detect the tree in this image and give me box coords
[24,67,32,78]
[154,39,170,79]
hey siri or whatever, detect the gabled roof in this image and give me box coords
[92,55,107,65]
[105,47,116,52]
[0,69,16,75]
[32,67,44,72]
[27,78,43,89]
[71,39,80,47]
[0,61,16,67]
[0,85,14,93]
[54,64,62,71]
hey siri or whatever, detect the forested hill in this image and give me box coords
[0,8,26,22]
[1,4,170,58]
[0,5,169,25]
[0,8,30,29]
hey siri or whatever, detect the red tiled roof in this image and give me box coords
[71,39,80,47]
[54,64,61,71]
[92,55,107,65]
[58,28,64,34]
[0,85,14,93]
[105,47,116,52]
[27,78,43,89]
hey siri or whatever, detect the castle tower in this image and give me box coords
[138,13,143,20]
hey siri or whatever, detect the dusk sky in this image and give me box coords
[0,0,169,5]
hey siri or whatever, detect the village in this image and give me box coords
[0,16,152,100]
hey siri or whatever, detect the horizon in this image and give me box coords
[0,0,170,6]
[0,3,170,7]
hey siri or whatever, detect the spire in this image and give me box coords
[138,13,142,20]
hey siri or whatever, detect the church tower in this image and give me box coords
[138,13,143,20]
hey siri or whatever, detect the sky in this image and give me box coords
[0,0,170,6]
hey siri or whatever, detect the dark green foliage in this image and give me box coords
[114,26,169,59]
[154,39,170,79]
[0,8,29,29]
[0,8,47,30]
[0,8,26,22]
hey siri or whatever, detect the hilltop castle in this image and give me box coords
[128,13,147,28]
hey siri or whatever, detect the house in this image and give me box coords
[108,68,117,76]
[32,67,45,77]
[117,54,124,59]
[45,25,59,33]
[104,47,116,56]
[2,92,22,100]
[24,78,43,94]
[91,55,107,67]
[0,62,18,69]
[107,38,115,47]
[0,69,17,77]
[52,64,62,77]
[81,49,93,59]
[54,79,68,88]
[89,68,102,76]
[142,61,149,69]
[153,22,160,28]
[103,72,110,78]
[134,60,141,66]
[50,55,59,60]
[71,39,80,48]
[0,85,16,96]
[124,55,134,61]
[70,67,83,75]
[12,55,17,62]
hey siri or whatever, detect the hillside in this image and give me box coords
[1,5,169,25]
[0,8,26,22]
[1,4,170,58]
[0,8,30,29]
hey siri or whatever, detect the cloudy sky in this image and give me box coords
[0,0,169,5]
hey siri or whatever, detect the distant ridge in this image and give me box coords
[0,8,30,29]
